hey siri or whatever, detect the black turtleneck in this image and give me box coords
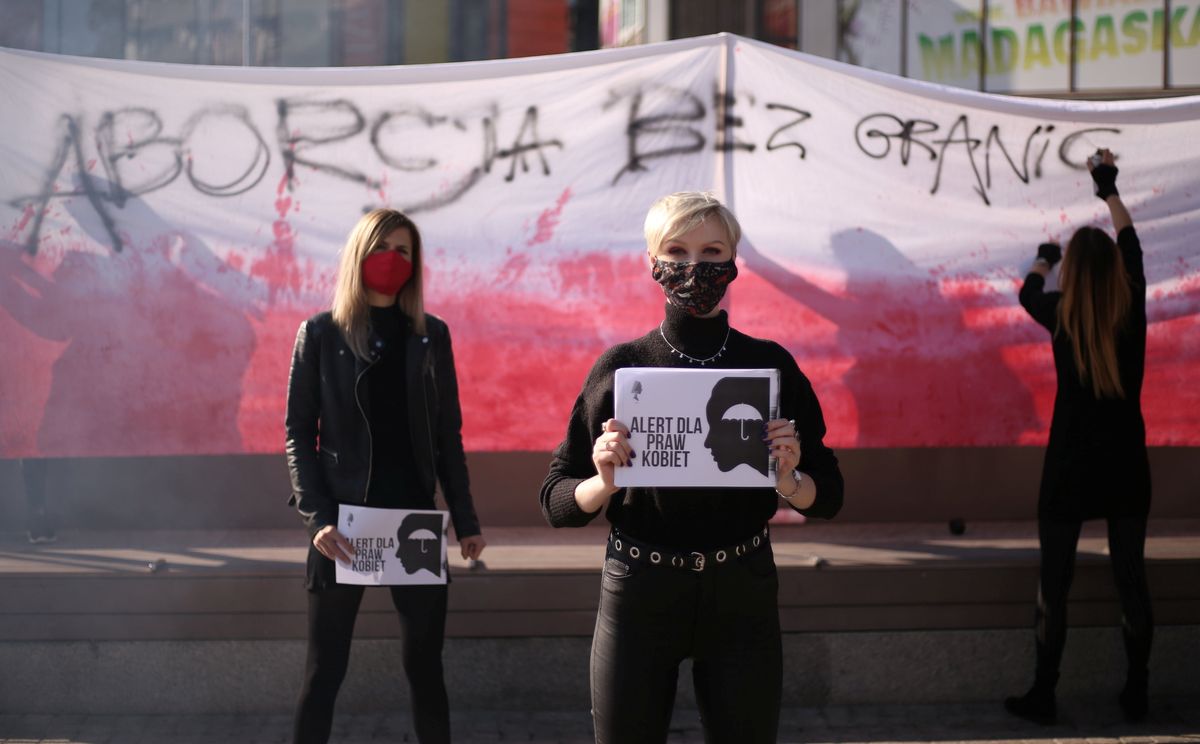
[539,303,843,551]
[364,305,423,506]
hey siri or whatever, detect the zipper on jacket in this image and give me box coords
[355,356,378,503]
[421,349,438,488]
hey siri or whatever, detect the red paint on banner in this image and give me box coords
[3,217,1199,457]
[733,234,1050,447]
[0,231,257,457]
[247,172,310,304]
[15,204,35,232]
[527,187,572,246]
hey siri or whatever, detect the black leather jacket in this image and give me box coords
[285,310,480,540]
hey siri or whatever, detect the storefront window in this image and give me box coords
[839,0,903,75]
[983,0,1070,93]
[907,0,982,90]
[1073,0,1165,92]
[759,0,798,49]
[1169,3,1200,87]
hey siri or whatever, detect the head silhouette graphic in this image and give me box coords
[703,377,770,475]
[395,513,444,576]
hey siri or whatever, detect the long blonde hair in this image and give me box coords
[331,208,425,360]
[1056,226,1131,399]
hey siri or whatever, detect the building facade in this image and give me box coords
[1,0,1195,96]
[0,0,578,66]
[603,0,1200,97]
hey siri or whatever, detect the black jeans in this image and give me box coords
[590,540,782,744]
[293,582,450,744]
[1034,516,1154,690]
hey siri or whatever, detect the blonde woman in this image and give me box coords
[1008,150,1152,724]
[286,209,485,744]
[540,192,843,743]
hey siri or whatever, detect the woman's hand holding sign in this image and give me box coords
[764,418,800,472]
[574,418,632,514]
[595,418,634,473]
[765,417,816,509]
[313,524,356,565]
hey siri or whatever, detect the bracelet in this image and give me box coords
[775,469,803,500]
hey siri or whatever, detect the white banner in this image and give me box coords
[1,34,1198,457]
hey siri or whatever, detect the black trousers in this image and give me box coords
[293,582,450,744]
[590,540,782,744]
[1034,516,1154,689]
[20,458,50,531]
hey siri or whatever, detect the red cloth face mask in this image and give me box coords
[361,251,413,295]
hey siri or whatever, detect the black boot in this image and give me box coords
[1006,635,1061,725]
[1004,684,1057,725]
[1119,671,1148,722]
[1119,616,1151,723]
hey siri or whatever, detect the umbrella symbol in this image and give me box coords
[409,528,439,554]
[631,381,643,401]
[721,403,764,441]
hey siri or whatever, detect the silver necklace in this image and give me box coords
[658,322,730,366]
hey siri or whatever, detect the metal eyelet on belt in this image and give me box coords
[753,536,761,547]
[629,546,640,559]
[736,545,745,556]
[671,555,684,568]
[650,551,661,564]
[716,550,727,563]
[614,539,622,552]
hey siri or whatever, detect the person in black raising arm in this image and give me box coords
[1006,149,1153,725]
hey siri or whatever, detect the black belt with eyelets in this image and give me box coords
[607,526,770,572]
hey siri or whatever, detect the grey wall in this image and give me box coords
[2,447,1197,531]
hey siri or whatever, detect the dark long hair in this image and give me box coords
[1056,226,1131,399]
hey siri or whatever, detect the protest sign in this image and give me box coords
[614,367,780,488]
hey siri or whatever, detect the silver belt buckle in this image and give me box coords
[690,552,706,572]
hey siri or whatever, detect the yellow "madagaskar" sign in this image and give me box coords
[910,0,1199,90]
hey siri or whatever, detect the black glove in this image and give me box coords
[1037,243,1061,267]
[1091,163,1119,201]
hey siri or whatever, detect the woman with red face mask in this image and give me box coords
[286,208,485,744]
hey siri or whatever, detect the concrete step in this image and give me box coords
[2,522,1200,639]
[1,521,1198,714]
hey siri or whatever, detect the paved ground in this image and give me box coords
[2,700,1198,743]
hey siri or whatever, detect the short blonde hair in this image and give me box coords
[643,192,741,256]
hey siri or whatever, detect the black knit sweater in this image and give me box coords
[539,303,843,551]
[1018,226,1150,520]
[364,305,423,506]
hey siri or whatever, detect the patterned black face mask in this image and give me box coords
[651,258,738,316]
